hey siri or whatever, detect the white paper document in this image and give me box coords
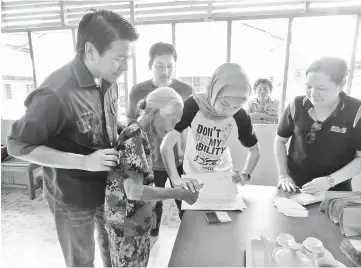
[273,197,309,217]
[290,192,325,206]
[181,172,246,211]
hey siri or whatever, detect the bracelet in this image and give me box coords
[241,172,251,182]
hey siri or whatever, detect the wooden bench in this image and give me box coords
[1,157,41,200]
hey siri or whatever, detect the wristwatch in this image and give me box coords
[241,172,251,182]
[327,175,336,188]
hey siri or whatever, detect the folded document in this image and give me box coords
[273,197,308,217]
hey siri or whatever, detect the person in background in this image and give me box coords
[161,63,260,191]
[105,87,200,267]
[7,9,138,267]
[127,42,194,239]
[247,77,279,123]
[275,57,361,193]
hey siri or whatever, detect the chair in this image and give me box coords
[1,157,41,200]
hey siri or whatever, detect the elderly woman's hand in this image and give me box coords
[172,177,203,193]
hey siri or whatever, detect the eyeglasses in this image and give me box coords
[306,120,322,144]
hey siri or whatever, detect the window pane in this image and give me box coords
[1,33,34,119]
[286,15,357,104]
[232,19,288,103]
[134,24,172,84]
[176,21,227,92]
[350,24,361,100]
[117,71,127,121]
[32,30,74,85]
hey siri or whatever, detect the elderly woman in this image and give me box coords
[247,78,279,123]
[104,87,200,267]
[275,57,361,193]
[161,63,260,191]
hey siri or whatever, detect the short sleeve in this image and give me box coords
[351,107,361,151]
[8,87,66,155]
[120,130,151,174]
[174,96,199,133]
[234,110,258,147]
[277,102,295,138]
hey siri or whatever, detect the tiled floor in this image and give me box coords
[1,183,181,268]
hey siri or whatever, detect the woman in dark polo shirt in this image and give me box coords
[275,57,361,193]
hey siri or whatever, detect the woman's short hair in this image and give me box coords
[306,56,348,85]
[137,87,183,117]
[253,78,273,92]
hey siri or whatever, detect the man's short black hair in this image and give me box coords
[148,42,177,69]
[253,77,273,92]
[76,9,138,58]
[306,56,348,85]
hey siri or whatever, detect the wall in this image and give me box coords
[231,124,279,186]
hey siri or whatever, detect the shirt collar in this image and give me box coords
[71,55,112,90]
[303,91,347,111]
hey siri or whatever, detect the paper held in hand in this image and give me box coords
[181,172,247,211]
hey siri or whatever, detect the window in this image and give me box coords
[134,24,172,84]
[117,73,127,119]
[32,30,74,85]
[286,15,357,104]
[293,69,304,81]
[26,83,35,95]
[176,22,226,81]
[117,82,126,106]
[178,76,211,92]
[1,33,34,119]
[232,19,288,103]
[350,25,361,100]
[3,84,12,99]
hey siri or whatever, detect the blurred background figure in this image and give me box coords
[247,77,279,124]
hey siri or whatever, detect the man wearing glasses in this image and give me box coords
[7,10,138,267]
[275,57,361,194]
[127,42,194,239]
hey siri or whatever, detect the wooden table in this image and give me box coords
[168,185,355,267]
[1,157,41,200]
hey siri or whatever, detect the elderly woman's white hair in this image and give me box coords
[137,87,184,117]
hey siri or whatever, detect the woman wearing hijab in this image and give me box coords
[160,63,260,191]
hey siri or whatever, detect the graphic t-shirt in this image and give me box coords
[174,96,258,174]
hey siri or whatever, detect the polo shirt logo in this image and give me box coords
[330,126,347,134]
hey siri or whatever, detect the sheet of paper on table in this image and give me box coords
[181,172,247,211]
[273,197,309,217]
[290,192,325,206]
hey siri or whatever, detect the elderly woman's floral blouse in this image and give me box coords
[104,121,155,267]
